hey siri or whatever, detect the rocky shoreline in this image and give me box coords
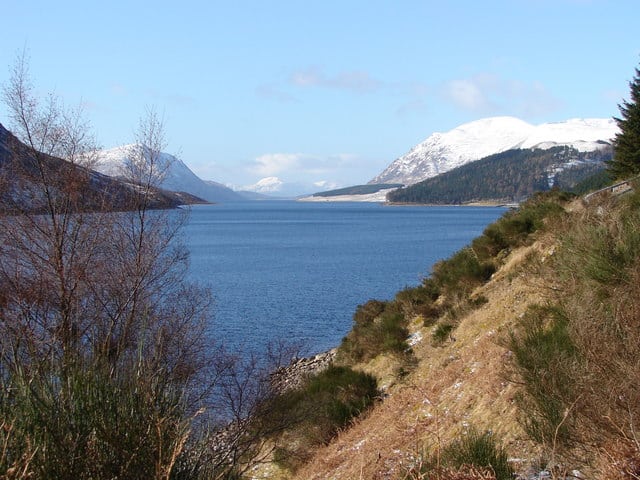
[269,348,337,393]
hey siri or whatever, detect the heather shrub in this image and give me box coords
[507,305,578,446]
[395,282,441,323]
[431,247,495,297]
[339,301,409,362]
[431,321,455,346]
[472,191,568,260]
[439,430,513,480]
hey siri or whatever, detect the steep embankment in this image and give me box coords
[292,237,554,479]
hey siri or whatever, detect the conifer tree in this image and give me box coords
[608,64,640,179]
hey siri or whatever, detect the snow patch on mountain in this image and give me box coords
[94,145,243,203]
[370,117,619,185]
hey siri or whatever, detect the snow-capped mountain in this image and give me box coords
[94,145,244,203]
[369,117,619,185]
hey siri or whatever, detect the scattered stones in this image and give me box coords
[269,348,337,393]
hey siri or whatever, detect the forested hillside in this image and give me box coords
[387,146,612,204]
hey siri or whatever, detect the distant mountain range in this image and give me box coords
[0,123,201,214]
[370,116,618,186]
[94,145,245,203]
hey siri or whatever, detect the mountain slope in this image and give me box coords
[370,117,618,185]
[94,145,244,203]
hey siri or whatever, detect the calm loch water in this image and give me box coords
[182,201,505,355]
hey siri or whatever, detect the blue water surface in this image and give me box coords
[182,201,505,355]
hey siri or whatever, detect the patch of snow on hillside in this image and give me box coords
[298,188,398,203]
[93,145,242,203]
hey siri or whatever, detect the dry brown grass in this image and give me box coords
[289,238,554,480]
[404,464,499,480]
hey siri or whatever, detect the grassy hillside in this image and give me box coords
[387,146,612,205]
[248,182,640,480]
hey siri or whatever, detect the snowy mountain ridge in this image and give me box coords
[94,145,243,203]
[369,116,619,185]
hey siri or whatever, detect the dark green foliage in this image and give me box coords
[472,191,568,260]
[270,366,378,470]
[339,300,409,362]
[438,429,514,480]
[570,169,614,195]
[608,65,640,179]
[508,305,578,446]
[431,247,495,296]
[388,146,612,205]
[304,366,378,435]
[0,362,189,479]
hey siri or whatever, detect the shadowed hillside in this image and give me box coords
[0,123,205,214]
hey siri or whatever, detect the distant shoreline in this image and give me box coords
[297,191,514,207]
[385,200,515,207]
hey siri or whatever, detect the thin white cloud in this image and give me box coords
[313,180,340,190]
[247,152,361,177]
[256,84,298,103]
[109,83,128,96]
[290,67,383,93]
[446,79,491,111]
[248,153,304,176]
[442,74,562,118]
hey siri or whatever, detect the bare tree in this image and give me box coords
[0,53,213,479]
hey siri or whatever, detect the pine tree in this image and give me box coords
[608,65,640,179]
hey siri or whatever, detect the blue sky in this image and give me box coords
[1,0,638,194]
